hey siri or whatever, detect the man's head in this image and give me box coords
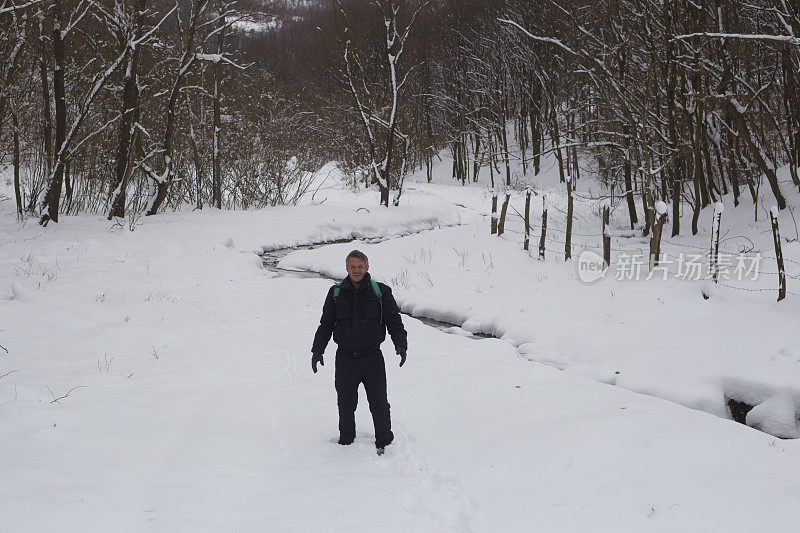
[346,249,369,285]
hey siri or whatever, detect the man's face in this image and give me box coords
[346,258,368,284]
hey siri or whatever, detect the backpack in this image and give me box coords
[333,279,383,324]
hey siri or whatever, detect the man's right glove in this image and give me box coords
[312,352,324,373]
[397,348,407,367]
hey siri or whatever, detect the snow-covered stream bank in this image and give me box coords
[277,236,800,441]
[279,176,800,443]
[262,245,491,340]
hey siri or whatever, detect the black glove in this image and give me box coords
[396,348,407,367]
[312,352,324,373]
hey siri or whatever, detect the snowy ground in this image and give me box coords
[285,156,800,439]
[2,158,800,531]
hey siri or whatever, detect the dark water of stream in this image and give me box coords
[261,245,491,340]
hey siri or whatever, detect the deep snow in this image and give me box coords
[283,157,800,439]
[2,157,800,531]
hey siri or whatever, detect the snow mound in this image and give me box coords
[746,393,800,439]
[10,280,34,302]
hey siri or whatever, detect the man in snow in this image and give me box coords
[311,250,407,453]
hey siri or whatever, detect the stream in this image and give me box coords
[261,243,492,340]
[261,240,783,437]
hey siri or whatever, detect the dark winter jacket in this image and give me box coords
[312,273,407,356]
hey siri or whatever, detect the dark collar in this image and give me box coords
[340,272,371,292]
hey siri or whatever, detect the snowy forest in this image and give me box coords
[2,0,800,531]
[1,0,798,223]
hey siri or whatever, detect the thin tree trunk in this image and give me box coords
[146,0,208,215]
[109,0,147,219]
[623,128,638,230]
[40,0,67,225]
[726,101,787,210]
[552,110,565,183]
[13,112,22,219]
[39,15,53,179]
[212,1,225,209]
[190,124,204,209]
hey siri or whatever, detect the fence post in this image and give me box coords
[539,195,547,260]
[711,202,723,283]
[565,176,573,260]
[649,201,668,271]
[491,189,498,235]
[498,192,510,236]
[602,205,611,268]
[770,206,787,301]
[524,188,531,251]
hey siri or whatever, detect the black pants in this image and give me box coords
[335,351,394,448]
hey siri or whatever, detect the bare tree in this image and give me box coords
[335,0,428,206]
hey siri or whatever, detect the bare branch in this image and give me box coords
[47,385,86,404]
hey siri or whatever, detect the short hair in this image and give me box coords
[346,249,369,266]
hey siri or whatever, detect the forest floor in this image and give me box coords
[1,154,800,531]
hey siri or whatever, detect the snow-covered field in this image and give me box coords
[285,159,800,439]
[2,157,800,531]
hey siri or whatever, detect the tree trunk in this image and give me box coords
[190,124,204,209]
[146,0,208,215]
[782,44,800,187]
[552,110,565,184]
[39,16,53,179]
[212,2,225,209]
[13,112,22,219]
[109,0,147,220]
[500,123,511,187]
[726,101,787,210]
[623,128,638,230]
[40,0,67,225]
[530,76,542,175]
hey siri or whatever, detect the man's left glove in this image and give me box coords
[396,348,407,367]
[312,352,324,373]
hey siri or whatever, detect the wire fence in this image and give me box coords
[494,196,798,295]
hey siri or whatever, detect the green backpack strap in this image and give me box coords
[370,279,382,299]
[371,280,383,324]
[334,280,381,299]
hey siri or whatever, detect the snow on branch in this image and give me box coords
[133,4,179,46]
[0,0,43,14]
[196,53,247,70]
[497,18,581,57]
[62,0,94,38]
[673,32,800,46]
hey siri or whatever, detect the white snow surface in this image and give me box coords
[282,158,800,438]
[2,157,800,531]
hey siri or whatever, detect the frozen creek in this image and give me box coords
[264,240,792,440]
